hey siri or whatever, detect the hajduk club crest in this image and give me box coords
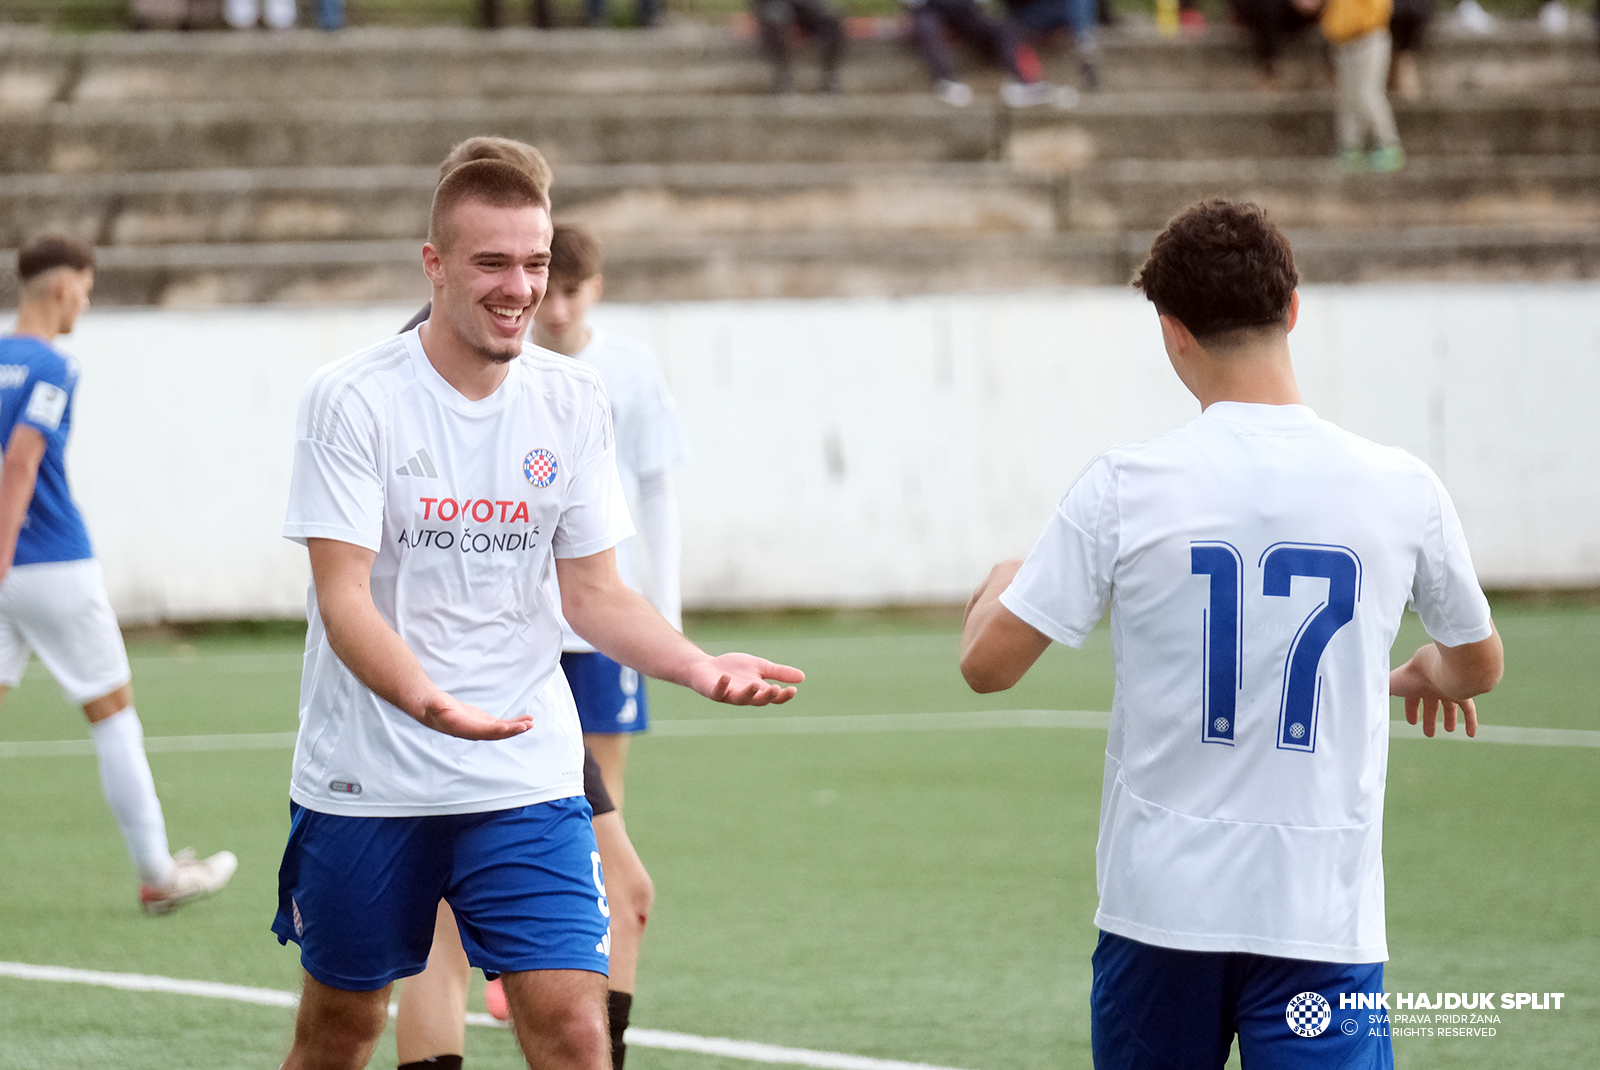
[524,448,558,487]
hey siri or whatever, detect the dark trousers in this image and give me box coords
[1227,0,1317,73]
[909,0,1024,83]
[753,0,845,87]
[480,0,657,26]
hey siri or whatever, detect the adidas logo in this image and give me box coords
[396,448,438,478]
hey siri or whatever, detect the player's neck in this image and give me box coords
[417,321,514,402]
[10,303,62,344]
[539,322,591,357]
[1191,344,1303,411]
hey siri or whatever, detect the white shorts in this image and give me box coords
[0,558,132,706]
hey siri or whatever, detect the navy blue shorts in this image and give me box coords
[563,651,650,735]
[1091,931,1393,1070]
[271,797,611,991]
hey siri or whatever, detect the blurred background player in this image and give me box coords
[903,0,1061,107]
[751,0,845,94]
[393,147,676,1070]
[960,200,1502,1070]
[0,233,237,916]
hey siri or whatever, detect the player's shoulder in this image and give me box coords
[0,335,70,381]
[300,334,415,437]
[517,342,609,399]
[1313,415,1440,484]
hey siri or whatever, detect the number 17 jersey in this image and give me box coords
[1002,402,1493,964]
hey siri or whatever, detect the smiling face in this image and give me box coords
[533,273,603,355]
[424,198,553,365]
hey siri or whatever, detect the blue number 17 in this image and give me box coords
[1190,543,1361,752]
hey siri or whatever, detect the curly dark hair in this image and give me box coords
[1131,200,1298,345]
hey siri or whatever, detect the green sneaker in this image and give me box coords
[1369,144,1406,173]
[1338,149,1368,174]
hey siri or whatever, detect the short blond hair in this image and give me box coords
[428,158,548,251]
[437,136,552,208]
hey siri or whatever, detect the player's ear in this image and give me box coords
[1285,290,1300,334]
[588,274,604,302]
[422,242,446,285]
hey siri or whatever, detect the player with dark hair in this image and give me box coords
[960,199,1503,1069]
[0,233,236,915]
[274,146,802,1070]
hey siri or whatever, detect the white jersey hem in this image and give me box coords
[1094,913,1389,965]
[288,782,585,819]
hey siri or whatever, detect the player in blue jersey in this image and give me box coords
[0,233,237,915]
[961,201,1504,1069]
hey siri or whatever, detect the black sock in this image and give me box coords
[607,990,633,1070]
[399,1058,463,1070]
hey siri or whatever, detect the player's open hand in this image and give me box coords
[417,691,534,741]
[689,653,804,706]
[1389,646,1477,738]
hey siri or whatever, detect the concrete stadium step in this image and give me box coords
[0,162,1059,248]
[5,89,1600,175]
[7,156,1600,250]
[4,224,1598,307]
[1060,154,1600,231]
[0,24,1594,107]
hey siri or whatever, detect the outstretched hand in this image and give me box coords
[418,691,534,741]
[1390,645,1477,738]
[688,652,804,706]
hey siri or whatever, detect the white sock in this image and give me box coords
[89,707,175,888]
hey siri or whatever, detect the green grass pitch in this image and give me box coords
[0,602,1595,1069]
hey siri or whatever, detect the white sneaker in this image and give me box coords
[1001,80,1059,107]
[935,80,974,107]
[140,849,238,916]
[1454,0,1494,33]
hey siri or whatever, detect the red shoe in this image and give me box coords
[484,976,509,1021]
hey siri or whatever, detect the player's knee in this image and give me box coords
[292,998,387,1069]
[543,999,610,1066]
[615,866,654,932]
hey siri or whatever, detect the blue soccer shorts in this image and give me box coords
[1091,931,1393,1070]
[562,651,650,735]
[271,796,611,991]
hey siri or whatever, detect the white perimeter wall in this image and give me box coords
[54,281,1600,622]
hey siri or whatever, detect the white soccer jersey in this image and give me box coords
[556,328,690,653]
[1001,402,1492,964]
[283,330,633,817]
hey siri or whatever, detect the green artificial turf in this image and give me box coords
[0,602,1594,1069]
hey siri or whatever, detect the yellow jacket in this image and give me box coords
[1321,0,1391,44]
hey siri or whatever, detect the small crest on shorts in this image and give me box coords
[523,448,558,487]
[292,896,305,937]
[1286,991,1332,1037]
[329,780,362,795]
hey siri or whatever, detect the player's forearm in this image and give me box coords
[960,560,1050,693]
[0,451,41,575]
[318,587,443,719]
[563,575,710,687]
[1420,628,1504,700]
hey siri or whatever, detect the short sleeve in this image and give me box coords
[1000,453,1119,648]
[553,385,636,559]
[283,378,385,551]
[1410,468,1493,648]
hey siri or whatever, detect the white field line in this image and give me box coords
[2,711,1596,758]
[0,961,972,1070]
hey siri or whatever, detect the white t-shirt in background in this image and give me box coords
[1002,402,1493,964]
[555,328,690,653]
[284,331,633,817]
